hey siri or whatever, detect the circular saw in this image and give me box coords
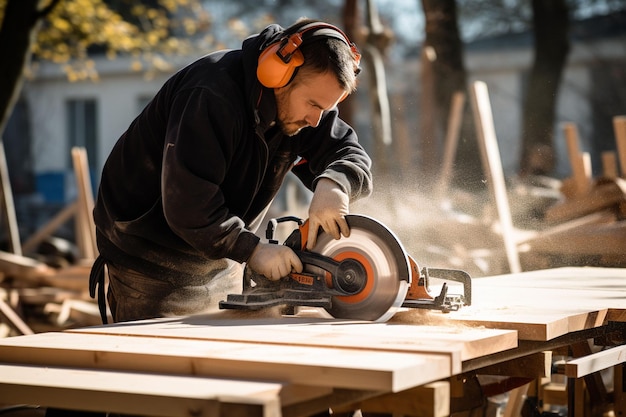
[303,215,410,321]
[219,215,471,322]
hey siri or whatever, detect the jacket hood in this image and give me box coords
[241,24,285,134]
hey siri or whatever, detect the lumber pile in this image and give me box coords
[519,116,626,268]
[0,147,101,336]
[0,261,99,336]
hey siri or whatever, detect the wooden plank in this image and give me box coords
[0,295,33,335]
[614,363,625,417]
[435,267,625,340]
[541,383,567,406]
[464,266,626,292]
[0,331,452,392]
[602,151,618,179]
[562,122,592,196]
[0,141,21,255]
[447,296,608,341]
[0,363,288,417]
[469,81,521,274]
[544,179,626,223]
[91,267,620,347]
[477,351,552,378]
[68,315,519,367]
[466,267,626,309]
[0,249,55,281]
[613,115,626,177]
[335,381,450,417]
[71,147,97,260]
[39,263,93,291]
[22,202,78,254]
[521,219,626,256]
[565,344,626,378]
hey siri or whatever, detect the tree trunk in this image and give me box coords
[361,0,393,178]
[420,0,482,190]
[340,0,359,129]
[519,0,570,176]
[0,0,60,136]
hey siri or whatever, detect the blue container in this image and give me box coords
[35,172,66,203]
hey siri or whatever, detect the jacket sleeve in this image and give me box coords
[291,108,373,201]
[161,87,260,263]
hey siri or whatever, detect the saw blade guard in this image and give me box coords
[306,214,411,322]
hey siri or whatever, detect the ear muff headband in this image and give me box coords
[257,22,361,88]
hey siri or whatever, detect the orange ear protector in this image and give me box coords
[257,22,361,89]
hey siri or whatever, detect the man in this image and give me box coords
[89,18,373,324]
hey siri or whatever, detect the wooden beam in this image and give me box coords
[477,351,552,378]
[614,363,625,417]
[334,381,450,417]
[541,383,567,407]
[562,122,592,196]
[565,344,626,378]
[0,331,453,393]
[0,363,287,417]
[71,147,97,260]
[613,115,626,177]
[0,249,55,282]
[469,81,521,273]
[544,179,626,223]
[21,201,78,253]
[0,140,21,255]
[601,151,618,179]
[0,296,33,335]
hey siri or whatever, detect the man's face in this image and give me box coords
[274,71,347,136]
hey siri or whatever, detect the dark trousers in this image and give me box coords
[98,258,243,323]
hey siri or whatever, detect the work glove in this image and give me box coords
[247,243,303,281]
[306,178,350,250]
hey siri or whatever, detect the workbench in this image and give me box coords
[0,266,624,417]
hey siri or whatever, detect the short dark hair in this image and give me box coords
[286,18,360,93]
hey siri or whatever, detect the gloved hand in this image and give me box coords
[247,243,303,281]
[306,178,350,250]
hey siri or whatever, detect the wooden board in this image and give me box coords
[565,344,626,378]
[0,363,293,417]
[437,267,626,340]
[0,331,452,393]
[66,266,625,344]
[469,81,521,273]
[68,315,518,367]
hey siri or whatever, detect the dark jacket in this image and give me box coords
[93,24,373,282]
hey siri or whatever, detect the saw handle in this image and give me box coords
[266,216,304,243]
[296,251,338,274]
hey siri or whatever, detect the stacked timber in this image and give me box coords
[0,147,101,336]
[519,116,626,268]
[0,249,100,336]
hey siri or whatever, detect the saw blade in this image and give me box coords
[307,214,410,322]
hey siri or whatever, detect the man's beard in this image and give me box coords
[278,119,308,136]
[275,85,308,136]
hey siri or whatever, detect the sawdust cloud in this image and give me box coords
[389,308,480,331]
[350,176,560,277]
[351,178,505,278]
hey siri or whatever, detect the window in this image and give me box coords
[66,99,97,169]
